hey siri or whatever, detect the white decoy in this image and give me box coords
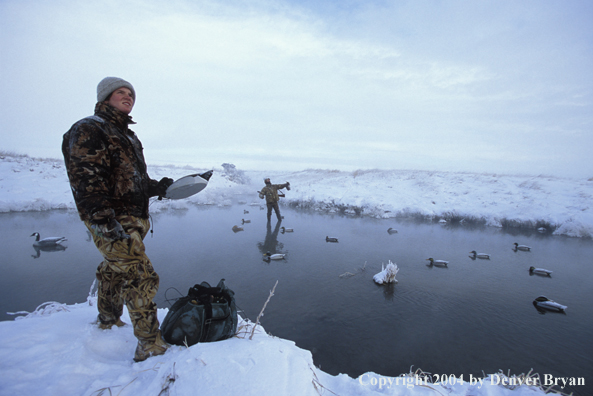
[533,296,566,312]
[513,243,531,251]
[426,258,448,267]
[469,251,490,259]
[326,236,339,243]
[263,252,285,260]
[373,260,399,284]
[387,228,398,234]
[30,233,67,247]
[529,266,552,276]
[280,227,293,233]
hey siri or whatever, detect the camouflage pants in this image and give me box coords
[266,202,281,222]
[85,216,160,343]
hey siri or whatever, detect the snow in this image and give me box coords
[2,152,590,395]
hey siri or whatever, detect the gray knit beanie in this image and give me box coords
[97,77,136,102]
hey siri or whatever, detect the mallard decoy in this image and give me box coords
[30,232,67,247]
[280,227,293,233]
[241,219,251,224]
[529,266,552,276]
[326,236,338,243]
[263,251,285,260]
[387,228,398,234]
[469,251,490,259]
[426,258,448,267]
[243,210,249,214]
[373,260,399,284]
[533,296,566,312]
[232,225,244,233]
[513,243,531,251]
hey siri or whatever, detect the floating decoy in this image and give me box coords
[426,258,448,267]
[263,251,285,260]
[529,266,552,276]
[469,251,490,259]
[280,227,293,233]
[513,243,531,251]
[232,225,244,233]
[30,233,67,247]
[243,210,249,214]
[533,296,566,312]
[241,219,251,224]
[373,260,399,284]
[387,228,398,234]
[326,236,338,243]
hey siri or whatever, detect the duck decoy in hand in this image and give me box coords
[30,232,67,247]
[513,243,531,251]
[387,228,398,234]
[326,236,339,243]
[280,227,293,233]
[373,260,399,284]
[263,251,286,260]
[529,266,552,276]
[469,251,490,260]
[426,258,448,267]
[533,296,566,312]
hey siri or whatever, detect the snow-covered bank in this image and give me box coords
[1,153,592,238]
[0,296,557,396]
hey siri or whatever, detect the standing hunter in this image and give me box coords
[259,178,290,222]
[62,77,174,362]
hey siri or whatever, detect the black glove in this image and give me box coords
[90,217,130,241]
[199,170,213,181]
[153,177,174,198]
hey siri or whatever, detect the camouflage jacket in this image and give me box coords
[259,183,289,204]
[62,102,160,223]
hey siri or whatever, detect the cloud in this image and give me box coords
[1,0,592,178]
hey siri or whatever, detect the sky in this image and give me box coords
[1,0,592,178]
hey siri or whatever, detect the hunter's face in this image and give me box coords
[107,87,135,114]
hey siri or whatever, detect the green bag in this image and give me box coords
[161,279,238,346]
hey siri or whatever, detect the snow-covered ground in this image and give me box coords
[1,152,590,395]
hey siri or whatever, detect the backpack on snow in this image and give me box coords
[161,279,238,346]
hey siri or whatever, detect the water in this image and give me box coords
[1,206,592,395]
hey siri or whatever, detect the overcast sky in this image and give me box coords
[1,0,592,178]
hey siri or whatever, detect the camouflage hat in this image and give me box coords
[97,77,136,102]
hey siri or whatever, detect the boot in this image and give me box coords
[133,332,169,362]
[97,317,128,330]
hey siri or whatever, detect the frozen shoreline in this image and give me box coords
[1,153,592,238]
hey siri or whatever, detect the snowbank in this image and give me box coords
[1,153,592,238]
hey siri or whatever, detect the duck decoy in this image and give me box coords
[373,260,399,284]
[387,228,398,234]
[280,227,293,233]
[232,225,244,233]
[241,219,251,224]
[529,266,552,276]
[469,251,490,260]
[243,210,249,214]
[426,258,448,267]
[513,243,531,251]
[533,296,566,312]
[263,251,285,260]
[326,236,338,243]
[30,232,67,247]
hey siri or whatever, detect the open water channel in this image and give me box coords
[1,205,592,395]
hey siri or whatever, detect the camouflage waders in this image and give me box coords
[85,215,161,346]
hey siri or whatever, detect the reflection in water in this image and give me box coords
[257,221,284,257]
[31,244,67,259]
